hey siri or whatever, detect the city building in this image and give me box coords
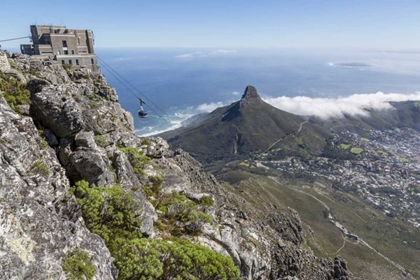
[20,25,98,72]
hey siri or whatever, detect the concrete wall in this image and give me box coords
[56,54,98,72]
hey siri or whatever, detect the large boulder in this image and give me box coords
[4,69,27,84]
[66,131,114,186]
[30,85,85,138]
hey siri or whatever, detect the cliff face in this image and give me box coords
[0,52,355,279]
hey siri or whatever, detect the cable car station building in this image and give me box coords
[20,25,98,72]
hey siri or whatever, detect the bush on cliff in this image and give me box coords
[0,73,30,114]
[119,147,150,176]
[115,237,240,280]
[71,180,143,248]
[63,248,96,280]
[72,180,239,280]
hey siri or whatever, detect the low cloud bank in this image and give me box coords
[211,49,237,54]
[175,50,236,59]
[263,92,420,119]
[196,102,225,112]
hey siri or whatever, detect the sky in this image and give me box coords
[1,0,419,51]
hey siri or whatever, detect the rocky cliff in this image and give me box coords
[0,52,356,279]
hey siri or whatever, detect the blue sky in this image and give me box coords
[1,0,419,51]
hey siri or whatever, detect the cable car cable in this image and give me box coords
[0,36,29,43]
[97,58,162,117]
[97,56,167,116]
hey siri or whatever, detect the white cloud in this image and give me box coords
[263,92,420,119]
[196,102,225,112]
[232,91,240,95]
[175,50,236,58]
[175,53,194,58]
[211,49,237,54]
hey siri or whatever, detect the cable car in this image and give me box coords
[138,98,148,118]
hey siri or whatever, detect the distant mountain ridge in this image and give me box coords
[160,86,420,164]
[159,85,331,163]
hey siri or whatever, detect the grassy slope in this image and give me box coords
[218,170,420,280]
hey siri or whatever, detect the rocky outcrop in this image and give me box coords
[240,84,262,107]
[0,97,117,279]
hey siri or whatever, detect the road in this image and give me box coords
[259,120,308,156]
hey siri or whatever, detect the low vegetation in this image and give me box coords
[115,238,240,280]
[340,144,350,150]
[119,146,150,176]
[62,63,72,71]
[63,248,96,280]
[29,160,50,177]
[71,180,238,279]
[350,147,363,154]
[94,134,107,147]
[0,72,30,114]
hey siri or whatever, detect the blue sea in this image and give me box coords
[96,48,420,136]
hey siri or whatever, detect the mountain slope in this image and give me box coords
[160,85,331,163]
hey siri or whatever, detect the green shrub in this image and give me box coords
[62,63,72,71]
[119,147,150,176]
[0,77,30,114]
[142,185,153,197]
[199,195,214,207]
[94,135,107,147]
[140,138,150,146]
[63,248,96,280]
[30,161,49,176]
[72,181,238,280]
[114,238,240,280]
[350,147,363,154]
[156,191,212,224]
[71,181,143,247]
[149,175,165,188]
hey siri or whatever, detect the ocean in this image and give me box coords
[96,48,420,136]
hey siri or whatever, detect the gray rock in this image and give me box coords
[58,137,74,166]
[4,69,27,84]
[0,97,116,279]
[75,130,97,149]
[68,148,114,187]
[0,52,10,71]
[98,85,119,102]
[31,86,85,138]
[16,104,30,116]
[27,78,49,94]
